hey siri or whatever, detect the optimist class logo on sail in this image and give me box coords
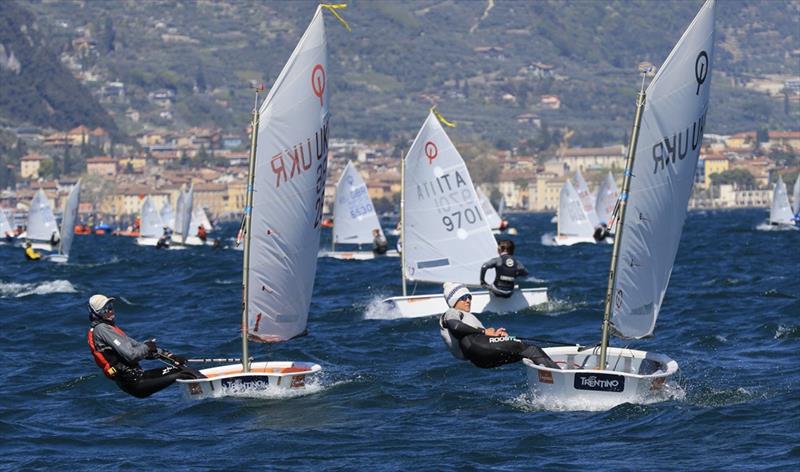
[424,141,438,165]
[311,64,326,106]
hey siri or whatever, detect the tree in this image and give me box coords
[38,158,56,178]
[101,16,116,54]
[709,168,755,189]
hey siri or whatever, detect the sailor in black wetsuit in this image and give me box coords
[593,223,611,242]
[372,228,388,255]
[439,283,559,369]
[86,294,204,398]
[479,239,528,298]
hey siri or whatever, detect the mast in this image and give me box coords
[241,87,261,372]
[400,148,407,297]
[598,68,649,369]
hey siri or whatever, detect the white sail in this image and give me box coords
[247,6,329,342]
[610,0,716,339]
[477,187,502,230]
[769,176,794,225]
[174,192,185,237]
[190,206,213,233]
[557,179,594,238]
[497,196,505,218]
[26,189,59,242]
[139,196,163,238]
[0,207,11,237]
[573,170,599,227]
[58,180,81,257]
[403,112,497,286]
[160,202,175,230]
[792,176,800,216]
[333,160,382,245]
[595,172,619,225]
[181,187,194,242]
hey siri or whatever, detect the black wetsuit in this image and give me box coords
[156,235,170,249]
[439,309,558,369]
[593,224,610,242]
[479,254,529,298]
[88,319,203,398]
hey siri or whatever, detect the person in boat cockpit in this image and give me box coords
[372,228,388,255]
[479,239,528,298]
[439,283,559,369]
[593,223,611,242]
[156,227,171,249]
[86,294,204,398]
[49,231,60,247]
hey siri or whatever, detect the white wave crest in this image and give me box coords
[0,279,77,298]
[540,232,557,246]
[363,295,399,320]
[211,375,336,400]
[508,380,685,412]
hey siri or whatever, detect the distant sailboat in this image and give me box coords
[48,180,81,263]
[477,188,503,230]
[0,207,13,243]
[24,189,59,251]
[171,186,195,245]
[573,169,600,227]
[526,0,716,409]
[595,172,619,226]
[759,175,798,230]
[319,160,398,260]
[381,111,548,319]
[184,205,213,246]
[160,201,175,231]
[178,4,339,398]
[553,179,609,246]
[792,176,800,217]
[136,196,165,246]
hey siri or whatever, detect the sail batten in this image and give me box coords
[247,6,328,342]
[333,161,382,245]
[610,0,716,339]
[403,112,497,286]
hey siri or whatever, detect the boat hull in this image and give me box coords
[524,346,678,410]
[135,237,160,246]
[318,249,399,260]
[382,287,548,319]
[552,234,611,246]
[176,361,322,400]
[47,254,69,263]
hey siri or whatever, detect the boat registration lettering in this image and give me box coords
[574,372,625,392]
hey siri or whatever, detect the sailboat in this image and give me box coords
[553,179,601,246]
[160,201,175,231]
[477,188,503,231]
[792,176,800,218]
[573,169,600,227]
[525,0,715,409]
[760,175,798,230]
[170,186,195,246]
[48,180,81,263]
[178,4,338,398]
[319,160,398,260]
[136,196,165,246]
[595,172,619,226]
[381,111,548,319]
[184,205,213,246]
[23,189,60,251]
[0,207,13,243]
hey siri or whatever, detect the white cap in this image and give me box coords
[443,282,470,308]
[89,294,115,313]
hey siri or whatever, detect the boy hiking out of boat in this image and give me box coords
[24,242,41,261]
[372,228,388,255]
[479,239,528,298]
[86,294,204,398]
[439,283,558,369]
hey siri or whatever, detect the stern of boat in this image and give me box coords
[176,361,321,400]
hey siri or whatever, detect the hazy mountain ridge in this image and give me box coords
[9,0,800,147]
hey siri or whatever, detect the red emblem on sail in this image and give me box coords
[424,141,438,165]
[311,64,326,106]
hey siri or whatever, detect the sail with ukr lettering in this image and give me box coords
[247,6,329,342]
[57,180,80,258]
[27,189,59,242]
[140,196,163,239]
[610,0,716,338]
[595,172,619,225]
[333,160,382,245]
[769,175,794,225]
[403,112,497,286]
[573,170,599,227]
[160,202,175,230]
[792,176,800,216]
[557,179,594,238]
[476,187,502,230]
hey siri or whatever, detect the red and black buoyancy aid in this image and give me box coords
[88,326,127,379]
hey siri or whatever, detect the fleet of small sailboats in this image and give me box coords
[525,0,716,409]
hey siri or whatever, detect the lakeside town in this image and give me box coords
[1,122,798,229]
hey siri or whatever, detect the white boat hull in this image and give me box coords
[318,249,399,260]
[47,254,69,263]
[29,241,55,252]
[524,346,678,410]
[176,361,322,400]
[382,287,548,319]
[136,237,160,246]
[552,234,611,246]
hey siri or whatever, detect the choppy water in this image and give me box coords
[1,210,798,470]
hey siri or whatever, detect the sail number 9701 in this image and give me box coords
[442,205,483,231]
